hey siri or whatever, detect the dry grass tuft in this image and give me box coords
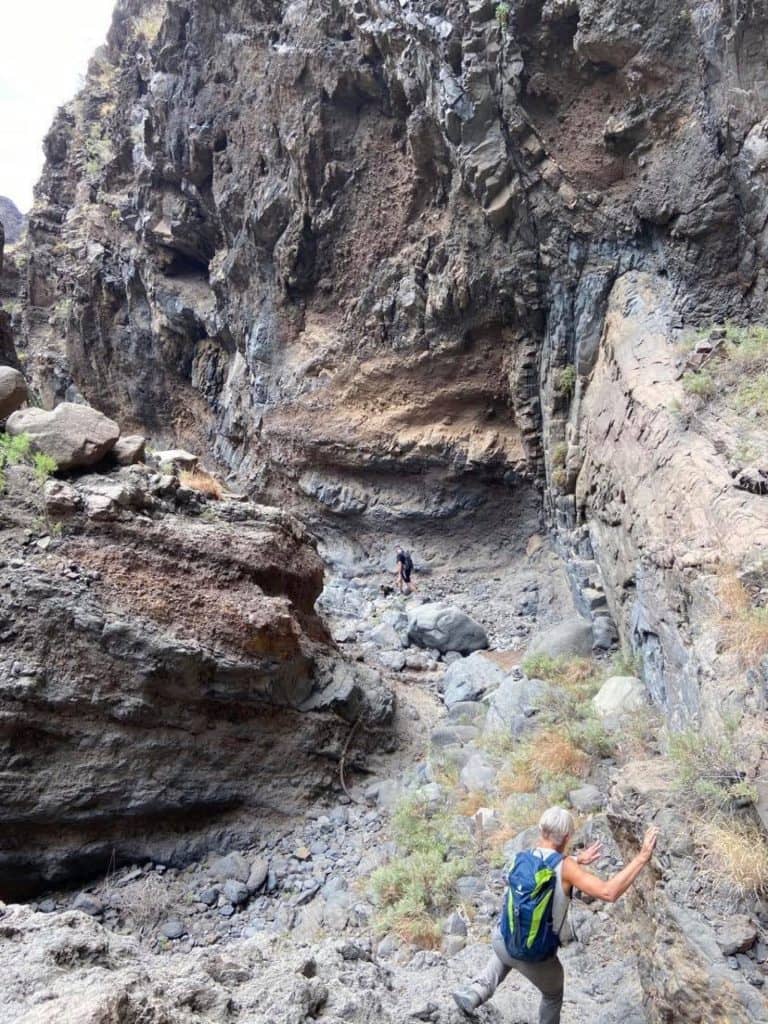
[497,730,589,805]
[717,570,768,666]
[457,790,489,817]
[180,469,224,501]
[699,818,768,898]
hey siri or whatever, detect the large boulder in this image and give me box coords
[527,615,593,660]
[441,651,506,707]
[0,366,27,420]
[407,604,488,654]
[592,676,646,721]
[6,403,119,470]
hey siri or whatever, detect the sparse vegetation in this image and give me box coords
[370,794,471,947]
[681,322,768,416]
[0,433,33,489]
[553,364,577,397]
[717,568,768,666]
[668,725,757,814]
[495,2,510,29]
[551,441,568,469]
[179,469,224,500]
[33,453,57,486]
[699,818,768,898]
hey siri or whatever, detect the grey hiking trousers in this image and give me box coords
[471,929,564,1024]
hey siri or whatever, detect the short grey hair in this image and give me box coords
[538,807,574,846]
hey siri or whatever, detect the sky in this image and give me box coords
[0,0,116,212]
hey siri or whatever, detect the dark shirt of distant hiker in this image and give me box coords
[395,546,415,593]
[452,806,659,1023]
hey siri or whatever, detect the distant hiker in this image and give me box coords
[395,545,416,593]
[452,807,659,1022]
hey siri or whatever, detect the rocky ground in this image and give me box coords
[2,459,765,1021]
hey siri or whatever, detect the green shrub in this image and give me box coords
[33,452,57,485]
[370,794,471,947]
[682,370,716,399]
[668,727,756,813]
[554,364,577,397]
[495,2,510,28]
[551,441,568,468]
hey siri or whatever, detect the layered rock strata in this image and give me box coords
[0,463,392,898]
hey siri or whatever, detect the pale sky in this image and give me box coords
[0,1,116,212]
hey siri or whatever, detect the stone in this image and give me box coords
[369,623,404,649]
[6,403,120,470]
[455,876,484,899]
[378,649,406,672]
[111,434,146,465]
[502,826,540,862]
[441,651,506,706]
[160,919,186,940]
[527,616,594,659]
[247,858,269,893]
[443,911,468,936]
[592,676,646,719]
[459,753,496,793]
[222,879,249,905]
[294,846,312,861]
[483,676,551,734]
[43,479,82,516]
[716,916,758,956]
[153,448,198,471]
[407,604,488,654]
[37,899,57,913]
[211,852,251,883]
[430,725,479,747]
[0,366,27,419]
[72,893,103,916]
[441,935,466,957]
[198,887,218,906]
[568,784,604,813]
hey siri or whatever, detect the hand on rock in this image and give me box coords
[576,840,602,866]
[641,826,660,861]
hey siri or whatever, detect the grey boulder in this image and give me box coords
[7,402,119,470]
[527,616,594,659]
[0,366,27,420]
[441,651,506,707]
[484,676,551,734]
[407,604,488,654]
[592,676,645,720]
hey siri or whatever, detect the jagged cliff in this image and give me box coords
[5,0,768,1020]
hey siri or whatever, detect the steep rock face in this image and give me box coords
[18,0,768,542]
[559,271,768,730]
[0,197,24,245]
[0,466,392,898]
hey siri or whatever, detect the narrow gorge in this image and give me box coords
[0,0,767,1021]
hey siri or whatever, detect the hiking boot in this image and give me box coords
[452,987,481,1016]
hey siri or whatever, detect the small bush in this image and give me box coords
[554,364,577,397]
[567,716,616,759]
[500,730,590,803]
[33,452,57,485]
[495,2,510,28]
[668,727,756,813]
[370,794,471,947]
[179,469,224,500]
[551,441,568,469]
[682,370,716,399]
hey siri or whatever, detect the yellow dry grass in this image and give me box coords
[718,571,768,666]
[179,469,224,501]
[700,818,768,898]
[457,790,489,817]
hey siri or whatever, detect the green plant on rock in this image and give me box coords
[682,370,716,400]
[495,2,510,29]
[554,364,577,397]
[551,441,568,469]
[668,726,757,814]
[33,453,57,485]
[0,432,32,490]
[370,794,471,947]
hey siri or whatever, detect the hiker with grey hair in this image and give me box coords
[453,806,659,1022]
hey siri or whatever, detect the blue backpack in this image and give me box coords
[500,850,563,961]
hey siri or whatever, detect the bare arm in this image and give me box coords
[562,826,659,904]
